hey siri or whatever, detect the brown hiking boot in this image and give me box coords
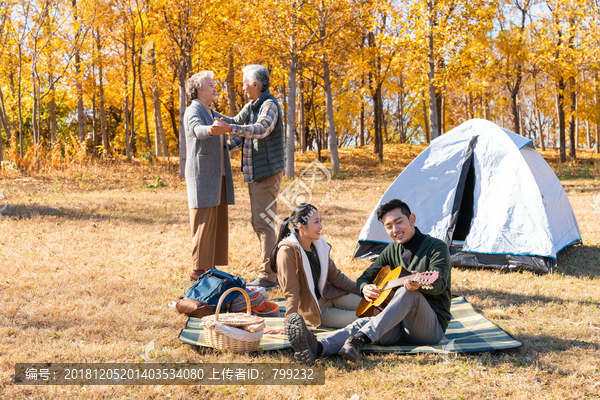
[286,313,320,364]
[338,335,365,362]
[189,269,207,281]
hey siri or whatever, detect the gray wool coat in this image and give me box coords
[183,100,236,209]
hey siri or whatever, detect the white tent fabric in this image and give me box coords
[356,119,581,262]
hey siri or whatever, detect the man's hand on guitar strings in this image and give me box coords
[404,279,421,291]
[362,284,381,301]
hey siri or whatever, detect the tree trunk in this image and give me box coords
[536,106,545,151]
[49,88,57,147]
[124,95,131,160]
[422,90,430,144]
[73,0,85,143]
[575,115,579,150]
[427,0,439,141]
[467,93,473,120]
[0,114,5,166]
[0,116,3,165]
[511,90,520,135]
[436,89,442,137]
[17,44,24,158]
[594,122,600,154]
[167,85,179,151]
[585,120,590,149]
[360,104,365,146]
[0,87,7,164]
[520,104,525,136]
[311,91,321,159]
[285,54,298,178]
[0,86,11,142]
[282,81,287,146]
[533,78,545,151]
[383,101,389,143]
[178,61,187,178]
[97,47,108,158]
[397,81,405,144]
[151,57,168,157]
[377,84,383,161]
[123,36,131,161]
[135,8,152,152]
[596,71,599,154]
[483,95,490,120]
[298,78,305,153]
[569,76,576,158]
[373,86,380,154]
[360,75,365,146]
[129,37,137,157]
[137,54,152,151]
[92,84,97,154]
[427,71,438,140]
[32,73,40,147]
[557,78,567,162]
[321,111,326,152]
[440,91,445,134]
[323,59,339,173]
[226,47,237,117]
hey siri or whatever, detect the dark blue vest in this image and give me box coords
[244,89,285,182]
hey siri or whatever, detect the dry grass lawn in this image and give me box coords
[1,144,599,399]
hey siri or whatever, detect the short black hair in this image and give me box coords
[376,199,411,222]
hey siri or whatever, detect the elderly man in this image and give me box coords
[183,71,235,280]
[211,65,285,289]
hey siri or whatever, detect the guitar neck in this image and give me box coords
[382,274,419,291]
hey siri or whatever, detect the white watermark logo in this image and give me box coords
[591,192,600,214]
[260,160,334,231]
[140,340,157,362]
[0,189,7,214]
[441,339,457,362]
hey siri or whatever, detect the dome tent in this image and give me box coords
[353,119,581,274]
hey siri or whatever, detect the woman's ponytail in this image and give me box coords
[269,203,317,274]
[270,217,293,274]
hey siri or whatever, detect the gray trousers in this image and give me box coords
[320,288,445,357]
[318,293,363,329]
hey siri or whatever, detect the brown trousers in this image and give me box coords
[248,171,283,282]
[190,177,228,272]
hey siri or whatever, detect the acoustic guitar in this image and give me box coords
[355,265,440,318]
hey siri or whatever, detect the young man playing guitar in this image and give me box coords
[286,199,452,363]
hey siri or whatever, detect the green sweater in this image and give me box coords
[356,235,452,332]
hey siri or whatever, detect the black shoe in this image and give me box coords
[338,335,365,362]
[247,277,279,290]
[286,313,319,364]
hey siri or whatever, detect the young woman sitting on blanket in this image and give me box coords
[267,203,362,333]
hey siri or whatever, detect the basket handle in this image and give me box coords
[214,287,251,321]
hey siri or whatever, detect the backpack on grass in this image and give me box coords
[183,269,246,312]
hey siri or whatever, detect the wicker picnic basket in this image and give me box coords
[200,287,265,352]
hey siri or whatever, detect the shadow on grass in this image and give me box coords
[555,244,600,279]
[314,333,596,374]
[453,287,598,309]
[0,203,187,225]
[450,244,600,279]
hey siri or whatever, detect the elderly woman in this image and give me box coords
[183,71,237,280]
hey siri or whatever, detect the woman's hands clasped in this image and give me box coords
[209,117,231,136]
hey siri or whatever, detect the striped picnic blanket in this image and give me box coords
[178,296,522,354]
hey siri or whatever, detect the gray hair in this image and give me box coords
[242,65,270,92]
[186,71,214,100]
